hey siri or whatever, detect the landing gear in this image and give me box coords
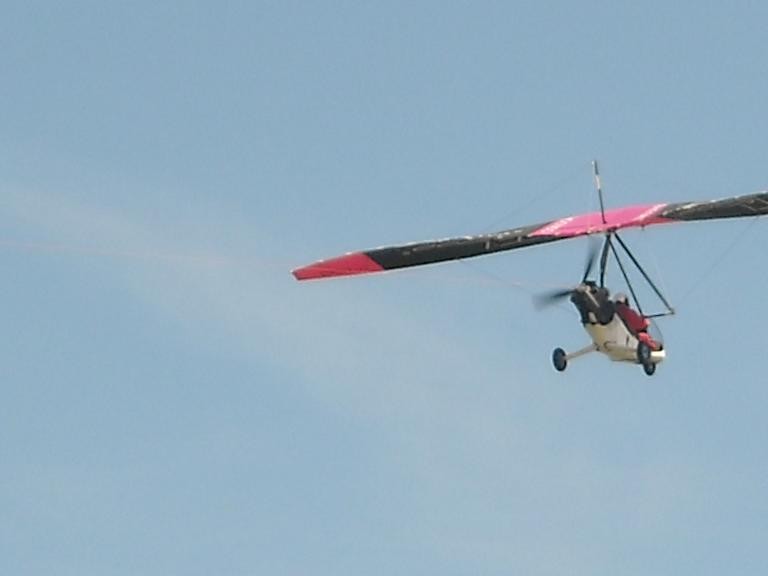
[643,362,656,376]
[551,343,598,372]
[636,341,651,364]
[637,342,656,376]
[552,347,567,372]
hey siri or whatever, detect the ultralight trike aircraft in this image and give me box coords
[293,163,768,375]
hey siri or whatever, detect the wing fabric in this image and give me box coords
[660,190,768,221]
[293,191,768,280]
[292,221,560,280]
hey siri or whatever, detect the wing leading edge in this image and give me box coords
[292,191,768,281]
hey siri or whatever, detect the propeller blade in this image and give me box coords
[534,287,574,309]
[536,238,600,310]
[581,237,601,283]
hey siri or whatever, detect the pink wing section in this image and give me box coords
[530,203,671,237]
[292,251,384,280]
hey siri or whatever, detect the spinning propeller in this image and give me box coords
[534,239,601,309]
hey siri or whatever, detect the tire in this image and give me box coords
[643,361,656,376]
[552,348,567,372]
[636,341,652,364]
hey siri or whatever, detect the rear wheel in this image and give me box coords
[552,348,567,372]
[643,361,656,376]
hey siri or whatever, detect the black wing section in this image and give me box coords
[661,191,768,221]
[368,221,559,270]
[292,220,562,280]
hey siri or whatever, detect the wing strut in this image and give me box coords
[606,235,645,315]
[591,164,674,319]
[612,233,675,317]
[596,231,675,318]
[598,233,611,288]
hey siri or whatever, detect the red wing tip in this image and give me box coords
[292,252,384,281]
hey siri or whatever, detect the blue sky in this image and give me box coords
[2,2,768,574]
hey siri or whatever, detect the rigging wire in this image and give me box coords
[453,162,594,317]
[478,161,592,233]
[456,259,574,316]
[676,216,763,305]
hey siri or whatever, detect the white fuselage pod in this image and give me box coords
[584,316,666,364]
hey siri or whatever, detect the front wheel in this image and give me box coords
[552,348,567,372]
[636,341,652,364]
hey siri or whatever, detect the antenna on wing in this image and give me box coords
[592,159,606,224]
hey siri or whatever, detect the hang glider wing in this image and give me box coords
[292,191,768,281]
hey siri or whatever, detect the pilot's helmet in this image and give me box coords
[614,292,629,305]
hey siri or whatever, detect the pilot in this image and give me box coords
[613,293,660,350]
